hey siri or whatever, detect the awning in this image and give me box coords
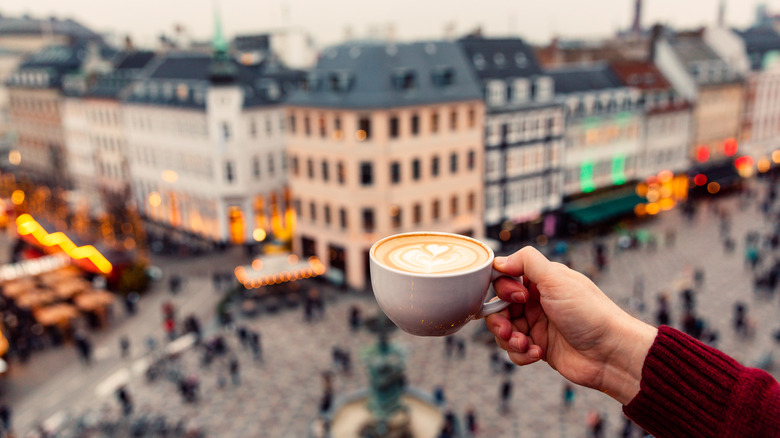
[565,187,644,225]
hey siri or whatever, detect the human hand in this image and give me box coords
[485,246,657,405]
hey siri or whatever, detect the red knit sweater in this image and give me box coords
[624,326,780,437]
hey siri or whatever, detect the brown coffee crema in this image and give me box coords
[373,234,490,275]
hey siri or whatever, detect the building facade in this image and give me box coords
[286,41,485,290]
[124,44,297,244]
[458,36,564,244]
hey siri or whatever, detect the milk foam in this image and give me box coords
[374,234,490,274]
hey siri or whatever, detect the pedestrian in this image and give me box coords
[237,326,249,348]
[161,301,175,320]
[489,350,502,373]
[120,336,130,358]
[655,293,670,327]
[562,383,576,410]
[145,335,157,353]
[115,385,133,416]
[500,379,513,413]
[433,385,445,406]
[444,336,455,358]
[74,332,92,364]
[733,302,747,336]
[465,406,478,436]
[439,410,456,438]
[249,331,262,362]
[694,267,705,288]
[163,317,176,341]
[348,305,361,331]
[184,315,202,343]
[586,410,604,438]
[0,403,11,433]
[681,289,695,312]
[456,337,466,359]
[229,356,240,385]
[124,292,138,316]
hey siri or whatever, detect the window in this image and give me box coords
[324,205,331,225]
[225,160,235,183]
[289,115,296,133]
[339,208,347,229]
[268,153,275,176]
[309,202,317,221]
[360,162,373,185]
[390,161,401,184]
[253,157,261,179]
[319,115,326,138]
[467,150,475,170]
[307,159,314,179]
[450,152,458,173]
[291,156,299,176]
[337,161,345,184]
[412,159,421,180]
[389,116,399,138]
[468,108,476,128]
[391,205,401,229]
[411,114,420,135]
[333,116,343,139]
[362,208,375,232]
[432,199,440,221]
[221,122,231,140]
[413,203,421,224]
[450,110,457,130]
[294,199,302,217]
[249,120,257,138]
[265,116,273,136]
[304,115,311,136]
[431,155,440,177]
[358,117,371,140]
[467,192,475,212]
[322,160,330,182]
[431,112,439,133]
[450,195,458,216]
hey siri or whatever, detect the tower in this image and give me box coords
[632,0,642,35]
[208,3,237,85]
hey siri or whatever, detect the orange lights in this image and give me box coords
[162,170,179,183]
[645,202,660,215]
[148,192,162,207]
[707,182,721,194]
[757,158,771,173]
[8,150,21,166]
[773,150,780,164]
[659,198,675,211]
[235,255,326,289]
[11,190,25,205]
[15,214,112,274]
[693,174,708,186]
[735,156,756,178]
[634,203,646,216]
[252,228,267,242]
[355,129,367,141]
[499,229,511,241]
[657,170,673,183]
[723,138,738,157]
[696,146,710,163]
[635,182,648,197]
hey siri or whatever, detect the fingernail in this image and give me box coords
[511,292,526,303]
[529,348,540,359]
[494,256,506,267]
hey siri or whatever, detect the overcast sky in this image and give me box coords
[2,0,778,48]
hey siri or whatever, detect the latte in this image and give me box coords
[372,233,490,275]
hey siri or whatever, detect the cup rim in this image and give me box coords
[369,231,495,278]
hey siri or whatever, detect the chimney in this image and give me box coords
[632,0,642,35]
[648,24,663,62]
[717,0,726,27]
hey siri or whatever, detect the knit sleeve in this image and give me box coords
[623,325,780,438]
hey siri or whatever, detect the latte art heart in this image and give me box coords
[377,237,489,274]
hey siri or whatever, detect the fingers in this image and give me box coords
[493,276,529,303]
[494,246,554,286]
[507,345,543,366]
[485,313,513,341]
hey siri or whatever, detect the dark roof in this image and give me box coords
[125,51,299,109]
[457,36,543,79]
[287,40,481,109]
[735,27,780,70]
[668,35,721,65]
[609,61,671,91]
[547,63,624,94]
[114,50,155,71]
[6,43,88,89]
[0,15,101,40]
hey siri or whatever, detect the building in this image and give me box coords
[62,50,155,210]
[610,61,692,178]
[0,14,102,150]
[6,41,115,186]
[736,26,780,173]
[548,64,644,229]
[457,36,564,244]
[285,40,485,290]
[652,29,745,188]
[124,28,298,244]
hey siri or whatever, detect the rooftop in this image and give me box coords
[457,36,543,79]
[547,63,624,94]
[609,61,671,91]
[735,26,780,70]
[0,14,101,40]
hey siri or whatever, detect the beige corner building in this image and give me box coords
[286,41,485,290]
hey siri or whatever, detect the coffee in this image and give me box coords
[372,233,490,275]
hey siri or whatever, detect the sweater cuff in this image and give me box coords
[623,325,742,437]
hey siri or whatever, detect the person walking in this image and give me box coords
[249,331,262,362]
[74,332,92,365]
[500,379,513,413]
[115,385,133,417]
[465,406,478,436]
[119,336,130,358]
[229,356,241,386]
[348,305,361,331]
[562,383,576,410]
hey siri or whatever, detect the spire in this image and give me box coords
[208,0,237,85]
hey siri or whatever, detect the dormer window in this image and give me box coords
[473,54,486,70]
[514,52,527,68]
[494,53,506,68]
[392,68,417,90]
[176,83,189,101]
[330,71,355,92]
[431,66,455,87]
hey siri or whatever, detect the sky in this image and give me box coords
[2,0,779,49]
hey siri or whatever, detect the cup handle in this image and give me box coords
[474,269,519,319]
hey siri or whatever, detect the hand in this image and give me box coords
[486,246,657,405]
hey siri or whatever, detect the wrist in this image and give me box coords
[600,315,657,405]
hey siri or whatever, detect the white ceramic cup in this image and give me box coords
[369,231,513,337]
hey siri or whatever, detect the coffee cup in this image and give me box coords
[369,231,514,337]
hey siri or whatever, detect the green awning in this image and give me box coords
[565,187,644,225]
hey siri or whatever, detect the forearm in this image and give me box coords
[599,315,658,405]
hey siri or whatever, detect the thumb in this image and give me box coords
[494,246,554,286]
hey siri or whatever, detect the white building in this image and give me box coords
[124,41,302,244]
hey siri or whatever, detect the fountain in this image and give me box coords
[321,310,444,438]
